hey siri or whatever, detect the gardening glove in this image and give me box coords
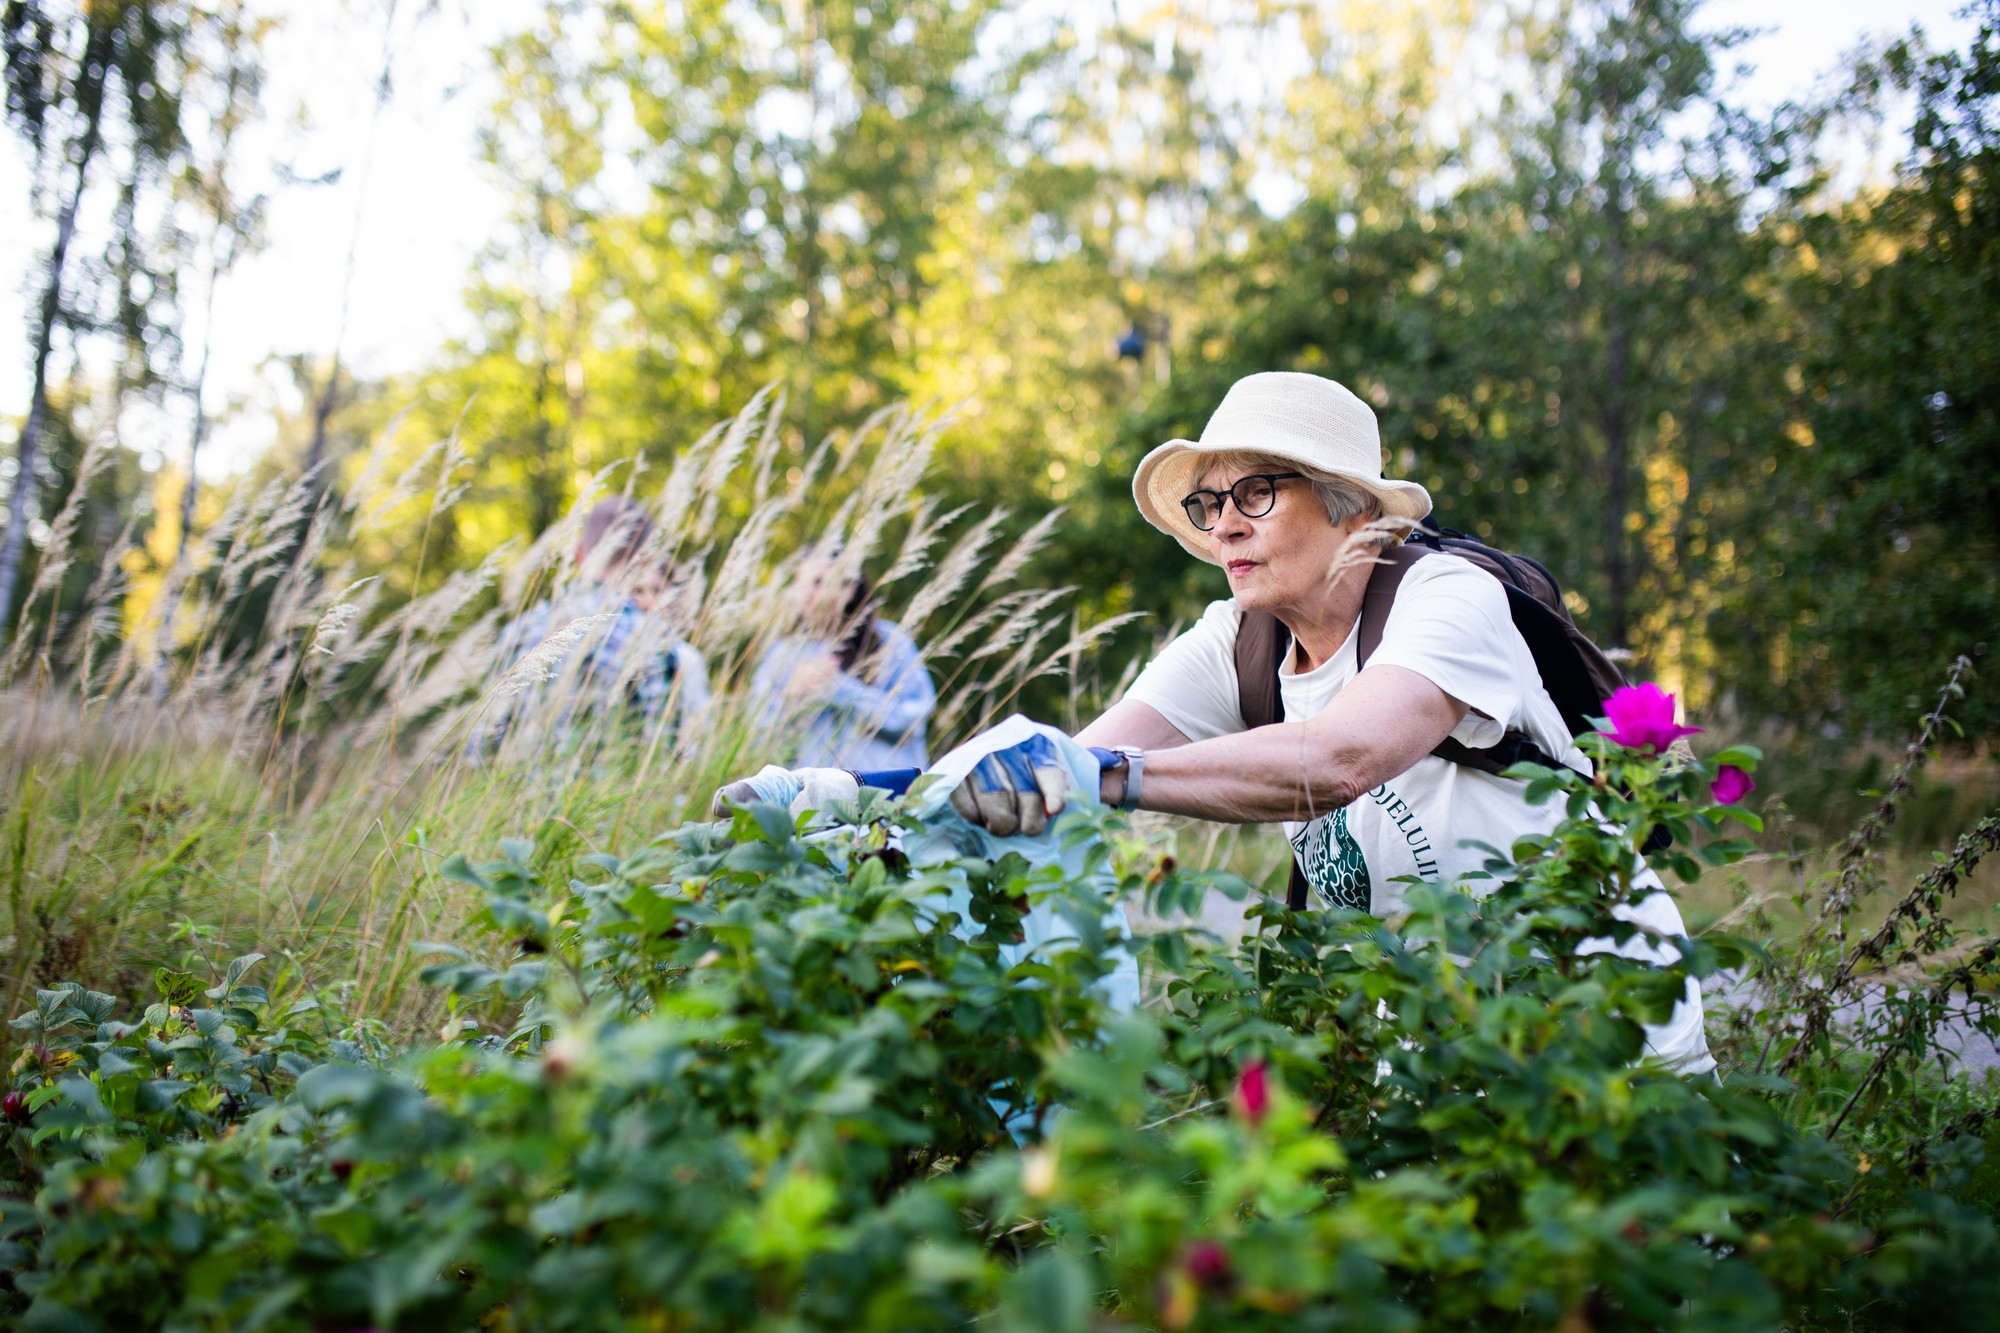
[711,765,860,819]
[947,733,1073,837]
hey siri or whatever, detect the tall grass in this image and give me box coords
[4,384,1995,1110]
[0,390,1141,1047]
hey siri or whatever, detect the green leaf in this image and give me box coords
[94,1048,141,1078]
[1001,1252,1092,1333]
[1708,745,1763,769]
[409,941,471,962]
[134,1079,189,1113]
[437,852,491,891]
[418,961,503,997]
[154,968,204,1008]
[483,897,549,937]
[296,1063,380,1112]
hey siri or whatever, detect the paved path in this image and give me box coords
[1707,971,2000,1079]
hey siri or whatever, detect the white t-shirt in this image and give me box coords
[1125,554,1713,1072]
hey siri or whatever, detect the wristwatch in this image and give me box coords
[1110,746,1144,811]
[1086,746,1146,811]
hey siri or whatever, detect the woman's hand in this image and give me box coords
[948,734,1073,837]
[711,765,859,818]
[788,650,841,699]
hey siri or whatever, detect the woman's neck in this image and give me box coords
[1273,575,1368,674]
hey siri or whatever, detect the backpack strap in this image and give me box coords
[1286,860,1311,913]
[1234,610,1290,729]
[1353,543,1560,776]
[1354,542,1431,667]
[1242,543,1428,733]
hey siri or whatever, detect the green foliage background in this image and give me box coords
[6,6,2000,1327]
[10,0,1998,739]
[362,0,2000,738]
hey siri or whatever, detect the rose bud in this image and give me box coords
[1233,1059,1271,1128]
[1711,764,1756,805]
[1183,1239,1232,1289]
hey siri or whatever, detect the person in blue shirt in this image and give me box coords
[750,556,934,771]
[492,498,711,739]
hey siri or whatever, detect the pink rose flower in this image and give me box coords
[1598,683,1703,754]
[1234,1059,1270,1127]
[1711,764,1756,805]
[1183,1239,1233,1288]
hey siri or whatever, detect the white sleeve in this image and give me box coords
[1122,599,1247,742]
[1365,558,1524,735]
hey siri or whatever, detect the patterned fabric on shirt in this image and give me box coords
[493,585,710,724]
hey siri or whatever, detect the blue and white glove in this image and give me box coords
[946,733,1074,837]
[710,765,860,819]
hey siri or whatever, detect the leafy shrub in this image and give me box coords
[2,741,1996,1331]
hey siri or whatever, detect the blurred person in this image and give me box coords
[493,497,710,733]
[749,552,934,770]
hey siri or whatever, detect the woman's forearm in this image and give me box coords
[1098,664,1467,824]
[1119,722,1371,822]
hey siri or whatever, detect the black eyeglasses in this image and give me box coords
[1180,472,1305,531]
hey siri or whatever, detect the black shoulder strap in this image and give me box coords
[1241,544,1428,733]
[1286,545,1427,912]
[1355,544,1560,775]
[1287,860,1311,913]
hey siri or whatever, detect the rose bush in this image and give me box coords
[0,739,1995,1331]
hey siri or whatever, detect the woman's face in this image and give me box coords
[795,556,847,630]
[1196,463,1373,618]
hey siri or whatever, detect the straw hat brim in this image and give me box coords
[1132,438,1434,565]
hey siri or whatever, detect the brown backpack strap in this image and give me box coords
[1234,610,1290,729]
[1239,543,1429,730]
[1360,543,1563,775]
[1354,541,1432,669]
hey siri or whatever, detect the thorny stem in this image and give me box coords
[1827,935,2000,1140]
[1139,1097,1220,1132]
[1837,1104,2000,1218]
[1777,655,1975,1077]
[1830,813,2000,995]
[1824,655,1973,934]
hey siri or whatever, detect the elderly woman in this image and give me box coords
[1079,371,1541,898]
[719,372,1710,1070]
[1075,371,1708,1068]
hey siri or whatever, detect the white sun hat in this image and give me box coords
[1132,371,1433,565]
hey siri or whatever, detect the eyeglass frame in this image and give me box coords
[1179,472,1308,532]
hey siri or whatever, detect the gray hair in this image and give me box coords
[1195,450,1382,527]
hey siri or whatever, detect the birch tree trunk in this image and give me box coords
[0,19,114,648]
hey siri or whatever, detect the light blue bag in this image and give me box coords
[897,714,1141,1016]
